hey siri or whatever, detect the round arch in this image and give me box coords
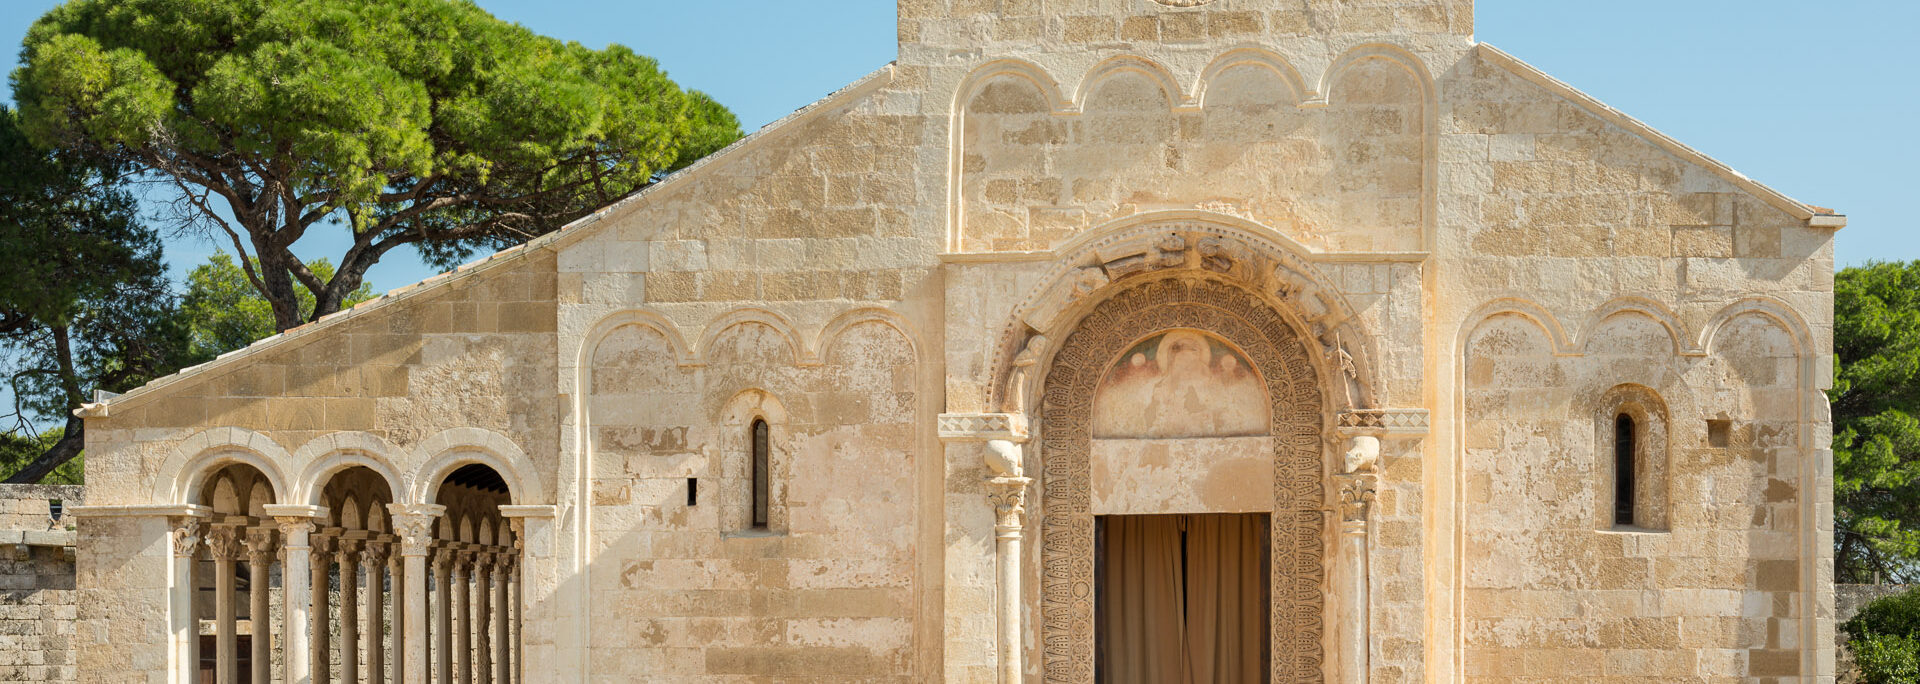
[412,427,537,506]
[291,431,406,507]
[163,427,291,506]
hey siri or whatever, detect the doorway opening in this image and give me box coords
[1095,513,1271,684]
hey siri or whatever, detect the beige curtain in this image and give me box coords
[1099,514,1269,684]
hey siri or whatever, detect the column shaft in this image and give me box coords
[493,558,510,684]
[169,520,203,684]
[390,505,443,684]
[340,541,362,684]
[435,553,453,684]
[391,548,407,684]
[311,537,333,684]
[476,559,492,684]
[453,555,472,684]
[208,527,243,684]
[245,529,275,684]
[277,519,316,684]
[366,544,390,684]
[987,476,1031,684]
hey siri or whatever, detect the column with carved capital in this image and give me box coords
[389,503,443,684]
[453,550,473,684]
[273,516,316,684]
[475,553,494,684]
[433,549,454,684]
[389,539,407,684]
[987,474,1031,684]
[244,528,276,684]
[207,526,244,684]
[168,518,204,684]
[365,541,390,684]
[1335,435,1380,684]
[339,539,364,684]
[493,553,511,684]
[309,535,334,684]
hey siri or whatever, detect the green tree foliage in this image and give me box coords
[1833,260,1920,583]
[182,253,373,359]
[13,0,743,332]
[0,429,81,485]
[1845,589,1920,683]
[0,104,190,484]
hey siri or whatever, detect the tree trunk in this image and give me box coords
[4,415,84,484]
[256,250,307,332]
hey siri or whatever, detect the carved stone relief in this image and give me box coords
[1039,277,1326,684]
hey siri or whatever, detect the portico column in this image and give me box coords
[339,539,364,684]
[167,516,205,684]
[207,527,244,684]
[389,539,408,684]
[310,535,335,684]
[267,506,326,684]
[389,504,445,684]
[434,549,454,684]
[474,554,493,684]
[493,553,511,684]
[453,550,473,684]
[365,541,391,684]
[244,528,277,684]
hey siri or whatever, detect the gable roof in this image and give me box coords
[1476,44,1844,228]
[80,64,899,418]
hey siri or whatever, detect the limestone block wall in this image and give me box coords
[1441,47,1836,682]
[80,250,562,509]
[0,486,82,684]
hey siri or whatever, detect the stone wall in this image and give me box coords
[0,485,82,683]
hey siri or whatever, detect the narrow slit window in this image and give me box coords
[751,419,770,529]
[1614,414,1635,526]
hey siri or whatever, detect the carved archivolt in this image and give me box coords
[994,216,1373,415]
[1039,278,1326,684]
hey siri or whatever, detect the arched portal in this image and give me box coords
[191,463,277,684]
[1037,276,1329,684]
[425,462,520,684]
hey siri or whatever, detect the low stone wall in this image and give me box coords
[0,484,81,683]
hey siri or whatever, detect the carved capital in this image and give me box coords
[244,527,276,564]
[309,534,334,558]
[986,476,1033,536]
[274,517,316,547]
[363,540,390,567]
[1338,475,1377,529]
[207,526,245,560]
[392,513,438,558]
[169,519,204,558]
[335,538,363,563]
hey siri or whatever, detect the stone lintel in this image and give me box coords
[260,504,329,520]
[69,503,210,519]
[497,505,555,519]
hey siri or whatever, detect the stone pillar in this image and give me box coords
[493,554,511,684]
[244,528,276,684]
[310,535,334,684]
[475,554,493,684]
[453,551,472,684]
[434,549,454,684]
[1336,436,1380,684]
[986,473,1031,684]
[366,541,391,684]
[390,504,445,684]
[168,517,204,684]
[206,526,244,684]
[272,515,318,684]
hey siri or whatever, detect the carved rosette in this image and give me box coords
[1039,278,1326,684]
[986,477,1033,537]
[170,519,204,558]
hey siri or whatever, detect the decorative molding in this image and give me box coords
[74,504,209,519]
[1039,278,1326,684]
[1337,408,1430,436]
[1151,0,1214,6]
[936,413,1029,443]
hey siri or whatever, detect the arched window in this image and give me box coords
[1595,385,1669,531]
[1614,414,1635,526]
[751,419,770,530]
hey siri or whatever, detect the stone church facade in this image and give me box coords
[69,0,1840,682]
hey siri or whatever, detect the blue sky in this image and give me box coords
[4,1,1914,295]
